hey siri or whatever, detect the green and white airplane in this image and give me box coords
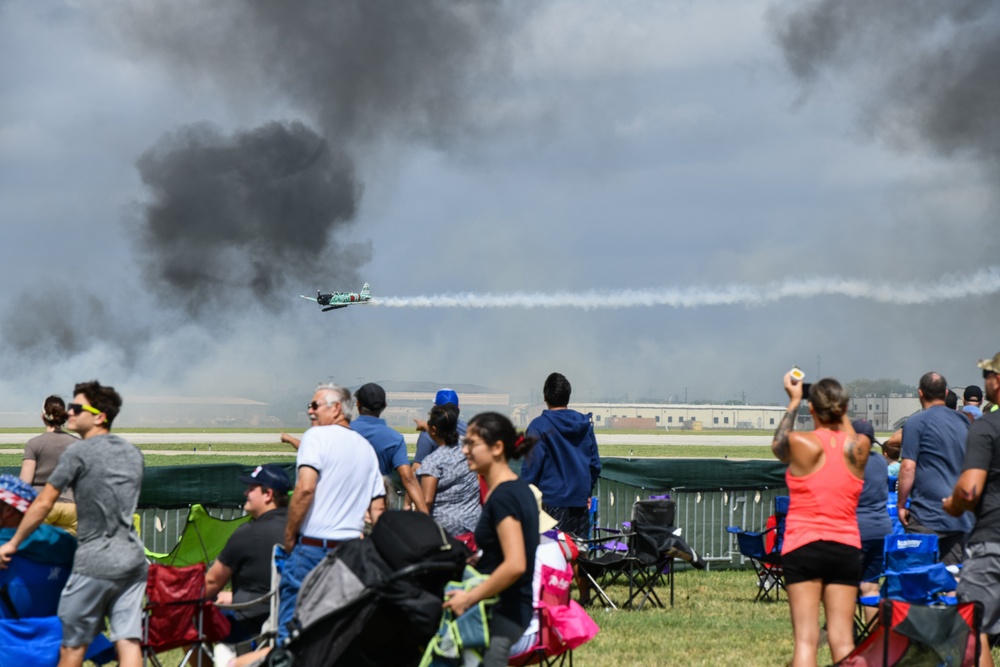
[300,283,372,311]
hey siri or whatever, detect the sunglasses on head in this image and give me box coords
[68,403,101,416]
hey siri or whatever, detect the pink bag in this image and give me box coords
[538,564,598,650]
[545,599,599,649]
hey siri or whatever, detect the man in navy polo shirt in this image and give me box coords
[898,371,972,566]
[351,383,427,513]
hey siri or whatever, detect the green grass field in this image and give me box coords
[141,570,1000,667]
[0,442,776,467]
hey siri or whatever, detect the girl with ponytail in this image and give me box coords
[443,412,540,667]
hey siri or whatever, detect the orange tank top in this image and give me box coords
[781,428,864,555]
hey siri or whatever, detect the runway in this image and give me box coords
[0,432,772,447]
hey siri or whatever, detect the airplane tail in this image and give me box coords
[360,283,370,298]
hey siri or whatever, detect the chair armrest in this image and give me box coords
[215,590,275,611]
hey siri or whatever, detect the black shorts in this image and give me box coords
[782,540,862,586]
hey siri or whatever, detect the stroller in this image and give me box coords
[266,511,469,667]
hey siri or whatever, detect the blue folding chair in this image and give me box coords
[0,616,115,666]
[881,534,956,606]
[0,555,71,619]
[727,495,788,602]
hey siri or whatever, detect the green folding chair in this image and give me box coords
[145,504,252,567]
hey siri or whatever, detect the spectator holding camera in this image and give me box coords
[772,374,869,667]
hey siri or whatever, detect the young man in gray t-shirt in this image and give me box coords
[0,380,145,667]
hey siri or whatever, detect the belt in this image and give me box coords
[298,536,341,548]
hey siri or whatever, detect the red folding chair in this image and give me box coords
[142,563,231,667]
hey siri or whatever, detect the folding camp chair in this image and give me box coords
[578,498,701,610]
[213,544,286,662]
[145,504,251,567]
[726,525,784,602]
[0,554,71,620]
[0,553,115,665]
[510,562,599,667]
[726,495,788,602]
[142,562,232,667]
[882,533,957,605]
[840,598,981,667]
[854,533,958,644]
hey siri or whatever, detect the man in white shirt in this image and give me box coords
[276,383,385,645]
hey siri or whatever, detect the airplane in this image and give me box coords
[300,283,372,312]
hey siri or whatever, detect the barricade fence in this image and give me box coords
[3,458,790,567]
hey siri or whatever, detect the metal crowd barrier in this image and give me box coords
[137,505,246,555]
[136,483,788,568]
[592,478,787,569]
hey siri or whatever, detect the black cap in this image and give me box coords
[964,385,983,403]
[238,464,292,494]
[355,383,387,412]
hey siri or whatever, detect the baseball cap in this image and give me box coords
[979,352,1000,375]
[238,464,292,494]
[435,388,459,407]
[355,383,387,412]
[0,474,37,513]
[964,385,983,403]
[851,419,878,446]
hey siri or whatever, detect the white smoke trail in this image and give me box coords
[373,266,1000,310]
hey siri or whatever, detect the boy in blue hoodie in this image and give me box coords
[522,373,601,538]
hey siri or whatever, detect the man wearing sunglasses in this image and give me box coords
[945,353,1000,667]
[277,383,385,646]
[0,380,145,667]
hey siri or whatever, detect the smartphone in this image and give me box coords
[801,382,812,401]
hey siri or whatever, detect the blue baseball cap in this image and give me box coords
[238,464,292,494]
[435,389,459,407]
[851,419,878,446]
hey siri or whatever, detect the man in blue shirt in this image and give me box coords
[351,383,428,513]
[898,371,972,565]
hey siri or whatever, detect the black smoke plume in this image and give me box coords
[770,0,1000,167]
[2,1,526,365]
[133,121,366,315]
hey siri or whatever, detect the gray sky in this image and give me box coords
[1,0,998,413]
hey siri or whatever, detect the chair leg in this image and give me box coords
[579,569,618,610]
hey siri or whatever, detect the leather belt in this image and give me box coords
[298,536,340,548]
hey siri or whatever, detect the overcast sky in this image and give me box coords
[2,0,998,414]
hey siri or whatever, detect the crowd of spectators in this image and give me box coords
[4,358,999,667]
[773,352,1000,667]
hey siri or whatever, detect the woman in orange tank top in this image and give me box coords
[772,374,870,667]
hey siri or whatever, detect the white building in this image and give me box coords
[849,395,921,430]
[515,402,789,430]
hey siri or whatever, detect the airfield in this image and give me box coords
[0,431,772,449]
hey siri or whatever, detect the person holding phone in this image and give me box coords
[772,373,870,667]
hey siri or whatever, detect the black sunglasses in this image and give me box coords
[307,400,337,411]
[67,403,101,416]
[984,370,997,380]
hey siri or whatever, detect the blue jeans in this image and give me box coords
[276,544,330,645]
